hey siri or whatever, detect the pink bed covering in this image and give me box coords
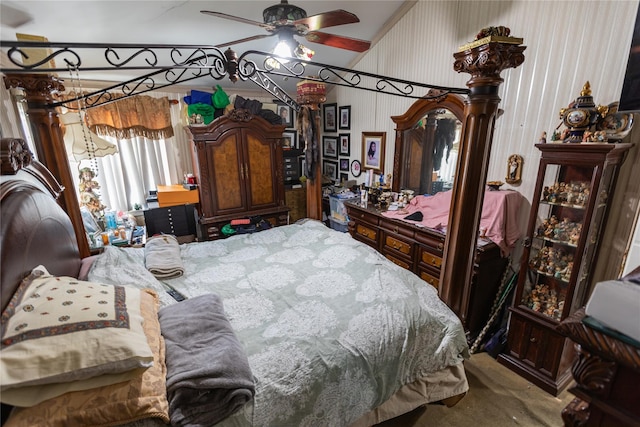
[382,189,524,256]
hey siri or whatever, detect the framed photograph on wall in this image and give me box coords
[323,160,339,181]
[275,102,294,127]
[322,136,338,159]
[362,132,386,173]
[282,130,297,150]
[340,172,349,183]
[339,158,350,171]
[339,105,351,130]
[323,103,337,132]
[338,133,350,156]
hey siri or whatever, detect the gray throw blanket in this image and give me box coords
[158,294,255,427]
[144,234,184,279]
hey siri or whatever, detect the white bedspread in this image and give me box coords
[89,220,469,427]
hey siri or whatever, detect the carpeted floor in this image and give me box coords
[380,352,575,427]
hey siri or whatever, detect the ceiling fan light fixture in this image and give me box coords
[273,39,294,59]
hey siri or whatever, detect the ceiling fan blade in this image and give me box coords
[214,34,274,49]
[305,31,371,52]
[201,10,274,31]
[293,10,359,32]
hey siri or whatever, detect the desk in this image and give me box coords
[157,185,199,208]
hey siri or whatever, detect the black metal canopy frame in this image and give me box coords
[1,41,470,110]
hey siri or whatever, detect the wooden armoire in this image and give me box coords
[186,109,290,240]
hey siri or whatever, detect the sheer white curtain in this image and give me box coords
[89,91,192,212]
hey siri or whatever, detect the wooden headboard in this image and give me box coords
[1,138,81,311]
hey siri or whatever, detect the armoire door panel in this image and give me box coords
[245,132,276,208]
[210,134,244,213]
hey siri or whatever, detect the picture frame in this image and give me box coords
[340,172,349,183]
[338,105,351,130]
[323,160,339,181]
[362,132,386,172]
[275,102,294,127]
[338,133,350,156]
[322,136,338,159]
[339,158,350,171]
[282,130,297,150]
[350,159,362,177]
[323,103,337,132]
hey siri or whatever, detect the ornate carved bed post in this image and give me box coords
[439,35,525,319]
[296,81,326,220]
[3,73,90,258]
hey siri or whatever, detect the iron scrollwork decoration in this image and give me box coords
[1,40,470,110]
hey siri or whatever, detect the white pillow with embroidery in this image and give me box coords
[0,266,153,403]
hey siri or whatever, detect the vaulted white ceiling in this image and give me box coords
[1,0,413,95]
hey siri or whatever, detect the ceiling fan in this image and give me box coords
[201,0,371,60]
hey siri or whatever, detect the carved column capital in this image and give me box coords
[453,41,526,88]
[3,73,65,104]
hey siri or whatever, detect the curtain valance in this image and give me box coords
[86,95,174,140]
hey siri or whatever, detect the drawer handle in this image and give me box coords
[437,243,444,251]
[530,337,537,343]
[394,226,398,234]
[360,213,364,218]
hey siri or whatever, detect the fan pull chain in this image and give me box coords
[68,65,99,174]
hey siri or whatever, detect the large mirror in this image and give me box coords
[391,94,465,195]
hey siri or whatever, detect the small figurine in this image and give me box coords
[569,226,581,245]
[78,167,106,217]
[593,130,607,142]
[539,131,547,144]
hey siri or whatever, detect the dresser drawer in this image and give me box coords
[415,231,445,255]
[419,268,440,289]
[355,223,377,241]
[380,219,414,239]
[384,234,412,256]
[347,206,380,227]
[419,247,443,269]
[384,252,412,270]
